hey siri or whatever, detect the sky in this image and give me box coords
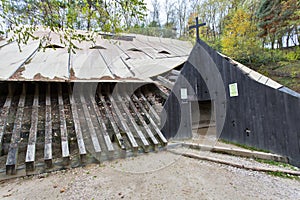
[144,0,168,24]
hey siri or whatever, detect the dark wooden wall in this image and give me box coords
[161,40,300,167]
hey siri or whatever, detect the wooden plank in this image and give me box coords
[58,84,70,165]
[44,84,52,168]
[89,94,114,152]
[6,84,26,175]
[80,93,101,154]
[0,84,13,151]
[68,85,87,159]
[157,76,174,90]
[124,93,159,146]
[133,94,168,145]
[116,94,149,152]
[139,92,160,123]
[99,95,126,150]
[108,94,139,150]
[25,84,39,171]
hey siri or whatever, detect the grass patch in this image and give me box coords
[255,158,298,170]
[266,171,300,180]
[255,158,300,180]
[219,139,270,153]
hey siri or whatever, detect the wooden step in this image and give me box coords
[25,84,39,171]
[6,84,26,175]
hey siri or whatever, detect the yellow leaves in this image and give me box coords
[221,8,260,62]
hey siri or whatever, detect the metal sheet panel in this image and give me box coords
[0,40,40,80]
[21,48,69,80]
[1,29,193,82]
[128,56,188,79]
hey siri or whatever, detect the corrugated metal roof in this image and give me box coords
[0,29,192,82]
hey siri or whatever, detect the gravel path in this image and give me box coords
[0,150,299,200]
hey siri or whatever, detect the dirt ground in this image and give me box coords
[0,150,299,200]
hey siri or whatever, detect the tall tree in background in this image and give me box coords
[221,8,260,62]
[256,0,299,49]
[149,0,160,27]
[0,0,147,49]
[176,0,189,37]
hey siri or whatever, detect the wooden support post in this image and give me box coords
[80,93,102,156]
[89,94,114,153]
[108,94,139,151]
[69,85,87,162]
[0,84,13,152]
[99,95,126,150]
[116,94,149,152]
[138,92,160,123]
[58,84,70,166]
[6,83,26,175]
[25,84,39,171]
[44,84,53,168]
[124,93,159,150]
[133,94,168,146]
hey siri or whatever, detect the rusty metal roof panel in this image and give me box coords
[0,40,40,80]
[20,48,70,81]
[1,29,192,82]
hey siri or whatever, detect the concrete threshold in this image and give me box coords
[169,141,289,163]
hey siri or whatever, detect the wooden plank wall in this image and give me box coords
[162,40,300,167]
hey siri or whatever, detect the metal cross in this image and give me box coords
[189,17,206,42]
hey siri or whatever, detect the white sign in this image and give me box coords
[229,83,239,97]
[180,88,188,100]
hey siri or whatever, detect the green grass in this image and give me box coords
[266,171,300,180]
[255,158,298,170]
[255,158,300,180]
[219,139,270,153]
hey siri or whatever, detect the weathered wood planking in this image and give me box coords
[68,86,87,159]
[58,84,70,164]
[6,84,26,175]
[124,93,159,147]
[138,92,160,123]
[99,95,126,150]
[79,93,102,154]
[89,94,114,152]
[157,76,175,90]
[133,94,168,145]
[0,84,13,151]
[116,94,149,152]
[108,94,139,151]
[25,84,39,171]
[44,84,52,168]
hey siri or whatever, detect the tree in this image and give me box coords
[221,8,260,63]
[256,0,299,49]
[0,0,147,50]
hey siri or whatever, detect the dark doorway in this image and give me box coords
[191,100,216,137]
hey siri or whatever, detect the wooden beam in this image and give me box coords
[0,84,13,152]
[89,94,114,152]
[138,92,160,123]
[108,94,138,151]
[58,84,70,165]
[116,94,149,152]
[6,83,26,175]
[124,93,159,148]
[132,94,168,146]
[157,76,174,90]
[99,95,126,150]
[25,84,39,171]
[44,84,52,168]
[69,85,87,161]
[80,93,102,155]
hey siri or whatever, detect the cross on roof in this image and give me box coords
[189,17,206,42]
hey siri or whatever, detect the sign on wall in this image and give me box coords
[229,83,239,97]
[180,88,188,100]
